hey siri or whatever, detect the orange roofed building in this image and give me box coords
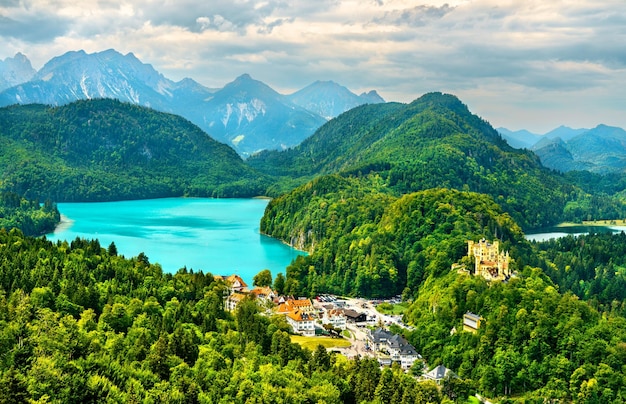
[276,298,317,335]
[249,286,276,302]
[276,298,315,315]
[285,310,315,336]
[226,292,247,312]
[217,274,277,312]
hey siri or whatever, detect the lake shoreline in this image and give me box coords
[52,214,74,233]
[46,198,303,285]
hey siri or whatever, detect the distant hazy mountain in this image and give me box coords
[196,74,326,155]
[0,53,36,92]
[0,49,382,155]
[287,80,384,119]
[498,126,589,150]
[532,125,626,173]
[497,127,542,149]
[544,125,588,141]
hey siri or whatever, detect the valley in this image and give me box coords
[1,88,626,402]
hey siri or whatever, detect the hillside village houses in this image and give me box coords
[368,328,422,370]
[323,308,347,330]
[218,274,459,377]
[424,364,456,385]
[219,274,349,336]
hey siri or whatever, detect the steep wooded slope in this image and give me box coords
[251,92,577,229]
[0,99,269,201]
[262,176,527,297]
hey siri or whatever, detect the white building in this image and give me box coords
[323,308,347,330]
[285,310,315,336]
[368,328,422,370]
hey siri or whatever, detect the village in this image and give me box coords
[216,238,510,389]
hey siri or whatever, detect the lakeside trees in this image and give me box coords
[0,192,60,236]
[262,177,526,298]
[0,229,463,403]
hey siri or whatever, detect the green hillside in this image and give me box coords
[0,192,60,236]
[0,99,270,201]
[250,93,602,230]
[0,229,454,403]
[262,176,528,297]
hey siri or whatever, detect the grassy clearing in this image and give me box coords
[376,302,409,315]
[290,335,352,350]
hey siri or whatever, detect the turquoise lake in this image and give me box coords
[525,225,625,242]
[46,198,304,285]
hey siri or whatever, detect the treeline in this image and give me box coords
[531,232,626,315]
[262,173,626,401]
[0,192,59,236]
[262,176,528,298]
[0,229,463,403]
[403,267,626,402]
[251,92,626,230]
[0,100,269,201]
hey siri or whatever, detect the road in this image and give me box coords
[313,296,410,359]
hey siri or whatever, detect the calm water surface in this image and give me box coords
[46,198,304,285]
[526,225,625,242]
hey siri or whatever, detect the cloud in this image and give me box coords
[0,14,70,42]
[371,4,454,26]
[0,0,625,132]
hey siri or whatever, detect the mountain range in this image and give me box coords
[0,53,36,92]
[531,125,626,174]
[0,49,384,156]
[497,126,588,149]
[498,125,626,174]
[250,92,578,229]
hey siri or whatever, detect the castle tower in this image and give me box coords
[467,238,510,281]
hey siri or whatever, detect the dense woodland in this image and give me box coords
[0,229,461,403]
[250,93,626,230]
[262,176,527,298]
[2,94,626,401]
[0,100,269,201]
[0,192,59,236]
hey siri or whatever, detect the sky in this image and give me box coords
[0,0,625,133]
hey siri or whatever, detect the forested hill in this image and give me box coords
[0,99,270,201]
[0,192,60,236]
[249,92,588,229]
[261,177,528,297]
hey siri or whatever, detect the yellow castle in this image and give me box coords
[467,239,510,281]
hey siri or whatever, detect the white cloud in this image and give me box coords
[0,0,625,132]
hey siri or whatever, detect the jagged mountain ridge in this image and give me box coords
[195,74,326,155]
[0,53,36,92]
[532,124,626,173]
[287,80,384,119]
[0,49,213,116]
[0,49,383,155]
